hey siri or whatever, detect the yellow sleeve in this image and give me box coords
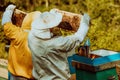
[4,22,24,40]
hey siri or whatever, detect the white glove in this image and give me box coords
[75,13,90,42]
[50,8,59,13]
[1,4,16,25]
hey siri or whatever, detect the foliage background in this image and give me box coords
[0,0,120,59]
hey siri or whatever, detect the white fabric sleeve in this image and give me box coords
[1,4,16,25]
[74,13,90,42]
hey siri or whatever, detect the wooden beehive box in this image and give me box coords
[72,51,120,80]
[12,9,27,27]
[12,9,82,31]
[54,9,82,31]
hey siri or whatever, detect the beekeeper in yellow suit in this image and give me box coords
[1,4,41,80]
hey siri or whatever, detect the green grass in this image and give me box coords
[0,77,7,80]
[0,43,8,59]
[0,64,7,69]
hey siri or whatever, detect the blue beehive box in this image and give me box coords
[72,50,120,80]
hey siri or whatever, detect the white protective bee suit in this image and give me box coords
[28,9,90,80]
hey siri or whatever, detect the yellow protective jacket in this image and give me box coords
[4,11,41,79]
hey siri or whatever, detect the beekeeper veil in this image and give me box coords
[31,10,63,39]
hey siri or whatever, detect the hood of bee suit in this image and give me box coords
[31,10,63,39]
[21,11,41,31]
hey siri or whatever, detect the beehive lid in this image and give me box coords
[91,49,118,57]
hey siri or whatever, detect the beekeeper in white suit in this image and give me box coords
[28,9,90,80]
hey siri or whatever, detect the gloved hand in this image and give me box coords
[80,13,90,26]
[75,13,90,42]
[50,8,59,13]
[1,4,16,25]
